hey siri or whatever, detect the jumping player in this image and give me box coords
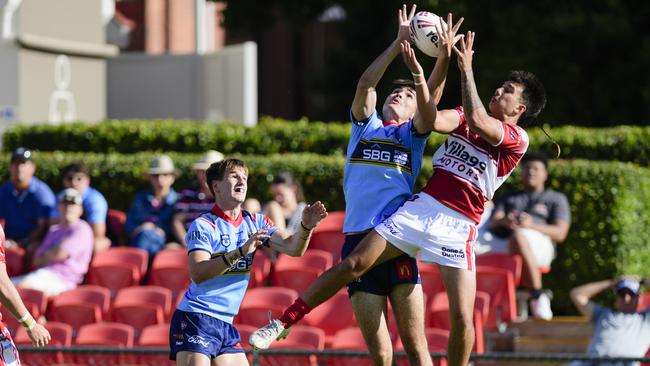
[251,30,546,366]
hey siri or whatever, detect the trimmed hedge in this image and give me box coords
[3,119,650,165]
[1,152,649,315]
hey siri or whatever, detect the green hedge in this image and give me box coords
[1,152,649,314]
[3,119,650,165]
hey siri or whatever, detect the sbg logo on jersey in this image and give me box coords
[362,144,392,162]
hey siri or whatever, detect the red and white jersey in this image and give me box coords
[422,107,529,223]
[0,224,5,264]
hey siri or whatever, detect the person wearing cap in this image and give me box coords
[11,189,94,296]
[569,276,650,366]
[171,150,224,247]
[53,163,111,253]
[0,147,56,252]
[126,154,179,258]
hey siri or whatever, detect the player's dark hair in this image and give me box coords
[62,163,90,177]
[522,151,548,169]
[508,71,560,157]
[390,79,416,93]
[206,158,248,197]
[508,70,546,126]
[271,172,305,202]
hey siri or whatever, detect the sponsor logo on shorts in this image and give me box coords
[441,246,465,261]
[382,219,400,236]
[188,335,210,348]
[396,260,414,280]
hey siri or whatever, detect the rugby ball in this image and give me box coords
[409,11,447,57]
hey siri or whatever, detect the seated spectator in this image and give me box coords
[52,163,111,253]
[0,148,55,254]
[243,198,262,213]
[263,172,306,236]
[569,277,650,366]
[126,155,178,258]
[479,152,571,320]
[171,150,224,247]
[12,189,93,296]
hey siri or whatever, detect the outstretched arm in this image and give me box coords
[453,31,504,145]
[268,201,328,256]
[0,263,51,346]
[351,4,416,121]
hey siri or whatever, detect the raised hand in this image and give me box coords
[301,201,328,229]
[241,228,271,255]
[400,40,424,76]
[436,13,464,59]
[397,4,417,43]
[452,30,475,71]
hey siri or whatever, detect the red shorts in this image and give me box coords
[0,326,20,366]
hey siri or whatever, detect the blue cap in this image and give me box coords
[615,278,640,296]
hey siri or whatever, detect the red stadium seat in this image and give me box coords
[0,288,46,334]
[74,322,135,366]
[248,248,273,289]
[426,291,489,353]
[137,323,174,366]
[395,328,449,366]
[476,253,523,287]
[106,209,127,245]
[86,247,149,295]
[329,327,373,366]
[48,285,111,332]
[13,321,73,366]
[638,292,650,312]
[262,325,324,366]
[235,287,298,327]
[303,290,356,346]
[476,266,517,329]
[271,250,332,293]
[5,245,26,277]
[309,211,345,261]
[112,286,172,334]
[147,248,190,302]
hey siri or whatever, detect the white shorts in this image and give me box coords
[11,268,76,297]
[375,192,477,271]
[476,228,555,267]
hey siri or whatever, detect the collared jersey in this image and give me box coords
[177,205,277,324]
[423,107,529,223]
[343,110,429,234]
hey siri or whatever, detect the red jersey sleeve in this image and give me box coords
[497,123,529,177]
[0,224,6,263]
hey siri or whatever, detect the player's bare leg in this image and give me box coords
[351,292,393,366]
[391,283,432,366]
[439,265,476,366]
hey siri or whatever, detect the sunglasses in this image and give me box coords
[616,289,638,298]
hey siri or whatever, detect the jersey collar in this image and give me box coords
[211,204,243,226]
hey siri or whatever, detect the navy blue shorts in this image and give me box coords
[341,232,420,296]
[169,309,244,360]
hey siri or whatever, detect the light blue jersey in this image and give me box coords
[343,110,429,233]
[177,204,277,324]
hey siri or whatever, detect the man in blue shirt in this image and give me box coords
[169,158,327,366]
[53,163,111,254]
[0,147,55,253]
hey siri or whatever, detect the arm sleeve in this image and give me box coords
[38,187,56,219]
[552,193,571,225]
[84,191,109,225]
[257,214,278,247]
[185,219,214,254]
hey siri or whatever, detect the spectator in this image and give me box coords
[171,150,224,247]
[12,189,94,296]
[53,163,111,253]
[243,198,262,213]
[126,154,179,258]
[0,147,55,253]
[263,172,306,236]
[481,152,571,320]
[569,277,650,366]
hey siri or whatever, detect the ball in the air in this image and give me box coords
[409,11,447,57]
